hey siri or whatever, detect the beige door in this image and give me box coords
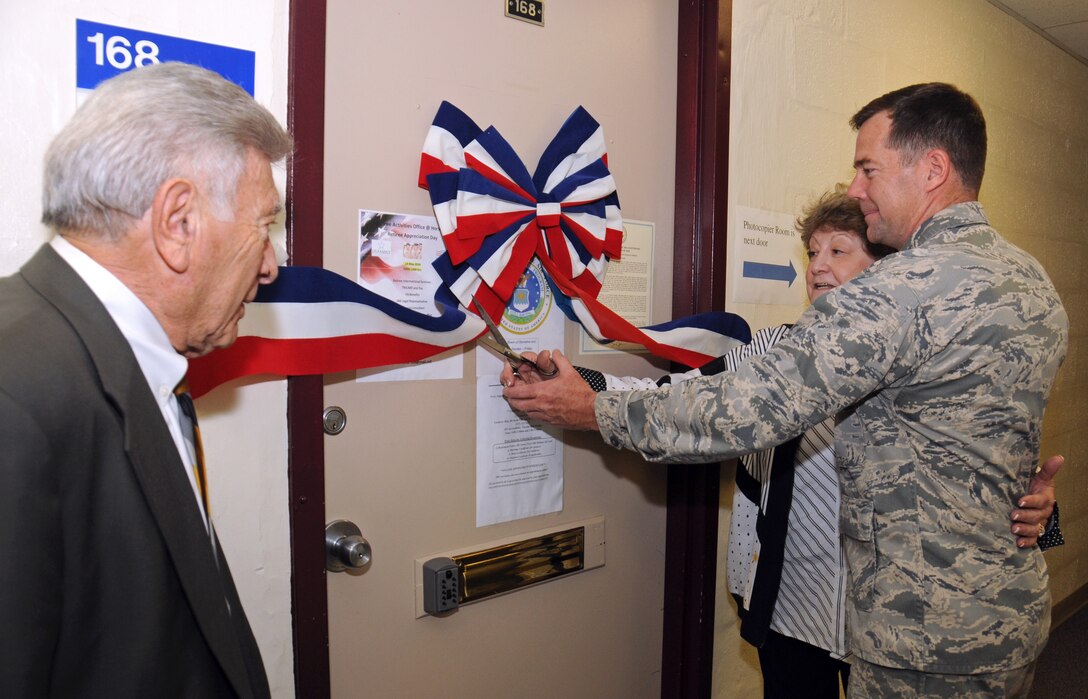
[321,2,682,695]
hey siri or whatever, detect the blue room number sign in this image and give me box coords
[76,19,256,96]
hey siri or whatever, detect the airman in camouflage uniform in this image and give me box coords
[592,85,1069,697]
[505,83,1068,698]
[597,198,1066,677]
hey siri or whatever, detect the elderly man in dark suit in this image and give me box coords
[0,62,292,698]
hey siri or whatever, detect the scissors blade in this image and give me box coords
[473,300,524,364]
[472,299,558,376]
[473,299,509,346]
[476,332,521,363]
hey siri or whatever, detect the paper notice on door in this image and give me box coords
[475,259,565,526]
[580,219,654,354]
[475,377,563,527]
[355,209,462,382]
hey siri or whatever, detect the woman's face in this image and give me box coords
[805,227,879,303]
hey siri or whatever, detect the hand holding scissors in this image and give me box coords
[473,300,558,378]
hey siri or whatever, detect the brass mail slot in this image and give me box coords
[452,526,585,604]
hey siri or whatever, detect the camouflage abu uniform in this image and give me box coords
[596,202,1068,674]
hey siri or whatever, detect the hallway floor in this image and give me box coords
[1030,602,1088,698]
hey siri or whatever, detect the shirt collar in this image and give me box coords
[50,236,187,406]
[907,201,988,249]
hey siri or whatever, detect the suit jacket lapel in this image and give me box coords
[21,246,259,698]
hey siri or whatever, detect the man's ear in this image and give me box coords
[921,148,952,193]
[150,178,196,273]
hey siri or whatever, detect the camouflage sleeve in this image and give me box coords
[595,271,919,462]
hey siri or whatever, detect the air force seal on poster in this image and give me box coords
[503,260,552,335]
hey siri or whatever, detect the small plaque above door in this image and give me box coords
[505,0,544,27]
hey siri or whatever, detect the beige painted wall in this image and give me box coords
[0,3,296,695]
[715,0,1088,695]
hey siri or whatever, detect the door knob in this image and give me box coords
[325,519,371,572]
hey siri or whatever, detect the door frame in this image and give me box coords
[283,3,730,696]
[663,1,732,696]
[285,2,330,698]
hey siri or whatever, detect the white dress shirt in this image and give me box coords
[50,236,209,528]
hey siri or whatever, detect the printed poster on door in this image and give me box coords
[475,260,565,527]
[355,209,463,382]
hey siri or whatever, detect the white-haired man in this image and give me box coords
[0,63,292,698]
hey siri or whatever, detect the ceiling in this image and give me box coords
[989,0,1088,67]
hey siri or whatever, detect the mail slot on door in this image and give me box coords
[415,515,605,618]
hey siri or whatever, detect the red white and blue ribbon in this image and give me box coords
[186,266,484,398]
[185,102,751,397]
[420,101,749,368]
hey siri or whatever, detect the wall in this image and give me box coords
[717,0,1088,696]
[0,3,296,695]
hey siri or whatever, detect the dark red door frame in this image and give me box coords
[283,3,729,697]
[285,2,330,699]
[662,2,732,697]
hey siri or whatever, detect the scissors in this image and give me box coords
[473,299,558,377]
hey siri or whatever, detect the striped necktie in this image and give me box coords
[174,379,211,526]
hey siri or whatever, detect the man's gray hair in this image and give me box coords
[42,62,293,238]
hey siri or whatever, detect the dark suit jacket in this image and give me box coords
[0,246,270,698]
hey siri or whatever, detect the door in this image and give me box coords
[315,1,687,696]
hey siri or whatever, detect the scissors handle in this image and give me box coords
[476,334,558,377]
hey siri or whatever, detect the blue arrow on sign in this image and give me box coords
[742,260,797,286]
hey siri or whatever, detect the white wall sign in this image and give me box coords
[729,204,807,307]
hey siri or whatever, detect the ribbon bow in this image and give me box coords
[419,101,622,322]
[420,101,749,368]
